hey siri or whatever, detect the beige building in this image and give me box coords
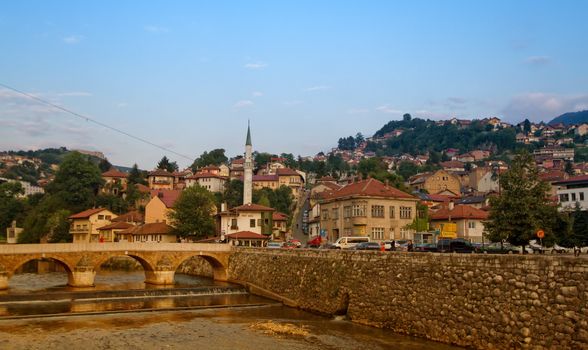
[430,204,488,243]
[410,170,461,196]
[469,167,499,193]
[145,190,181,224]
[69,208,117,243]
[217,203,274,238]
[319,178,419,242]
[276,168,305,199]
[185,173,227,193]
[147,169,175,190]
[117,222,177,243]
[101,168,128,195]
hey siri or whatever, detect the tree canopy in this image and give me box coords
[168,185,216,239]
[191,149,228,170]
[156,156,179,172]
[484,152,556,248]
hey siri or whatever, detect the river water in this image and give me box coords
[0,270,462,349]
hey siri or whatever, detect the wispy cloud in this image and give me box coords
[63,35,84,44]
[144,25,169,33]
[234,100,254,108]
[524,56,551,65]
[304,85,330,92]
[375,105,402,114]
[244,62,267,70]
[502,92,588,122]
[252,91,263,97]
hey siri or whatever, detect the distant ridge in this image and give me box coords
[548,110,588,126]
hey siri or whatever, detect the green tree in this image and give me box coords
[156,156,178,172]
[564,161,575,176]
[168,185,216,239]
[570,204,588,247]
[46,152,104,213]
[0,182,25,238]
[484,152,554,249]
[253,152,274,168]
[98,159,112,173]
[523,119,532,134]
[46,209,72,243]
[191,149,228,170]
[128,164,147,185]
[396,161,419,180]
[405,203,429,232]
[219,180,244,209]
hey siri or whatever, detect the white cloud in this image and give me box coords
[375,105,402,114]
[524,56,551,65]
[144,25,169,33]
[244,62,267,70]
[63,35,84,44]
[304,85,330,92]
[502,92,588,122]
[234,100,254,108]
[252,91,263,97]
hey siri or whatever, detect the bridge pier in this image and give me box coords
[145,270,175,285]
[68,270,96,288]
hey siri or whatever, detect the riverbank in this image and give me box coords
[0,305,459,350]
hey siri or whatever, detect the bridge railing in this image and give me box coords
[0,243,232,254]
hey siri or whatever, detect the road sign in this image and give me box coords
[536,230,545,239]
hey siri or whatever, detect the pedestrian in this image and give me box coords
[391,239,396,251]
[408,240,414,252]
[380,242,385,252]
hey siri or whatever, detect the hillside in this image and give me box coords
[549,110,588,126]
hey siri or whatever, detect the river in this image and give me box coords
[0,270,462,349]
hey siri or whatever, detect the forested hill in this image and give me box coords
[549,110,588,126]
[364,117,518,157]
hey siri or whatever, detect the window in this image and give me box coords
[468,221,476,229]
[581,192,585,201]
[105,215,111,220]
[400,206,412,219]
[572,193,577,201]
[343,206,352,218]
[98,215,104,220]
[250,219,256,228]
[560,194,569,202]
[389,206,395,219]
[231,219,238,229]
[352,204,366,217]
[370,227,385,240]
[257,219,262,226]
[371,205,384,218]
[322,209,329,220]
[332,208,339,220]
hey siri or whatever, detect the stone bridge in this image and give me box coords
[0,243,231,289]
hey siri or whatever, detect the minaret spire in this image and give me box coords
[243,121,253,205]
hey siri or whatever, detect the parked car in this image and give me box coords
[437,238,475,253]
[288,239,302,247]
[282,242,298,249]
[353,242,382,251]
[266,241,283,249]
[528,240,547,254]
[414,243,437,252]
[551,244,572,254]
[475,242,519,254]
[332,236,370,250]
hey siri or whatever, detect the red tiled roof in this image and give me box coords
[553,175,588,185]
[233,203,275,212]
[150,189,182,208]
[187,173,227,179]
[148,169,174,177]
[252,174,279,182]
[136,184,150,193]
[322,178,415,200]
[539,170,566,182]
[112,210,144,223]
[232,158,244,164]
[225,231,270,240]
[272,212,288,221]
[427,194,452,202]
[440,161,465,168]
[97,222,134,231]
[120,222,174,235]
[102,169,127,178]
[69,208,109,219]
[430,204,489,220]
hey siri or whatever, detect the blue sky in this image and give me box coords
[1,1,587,168]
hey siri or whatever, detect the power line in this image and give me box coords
[0,82,195,162]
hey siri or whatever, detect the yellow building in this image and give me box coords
[410,170,461,196]
[145,190,181,224]
[319,178,419,242]
[101,168,128,195]
[69,208,117,243]
[276,168,305,199]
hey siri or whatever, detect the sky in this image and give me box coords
[1,1,587,169]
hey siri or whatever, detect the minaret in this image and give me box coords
[243,121,253,205]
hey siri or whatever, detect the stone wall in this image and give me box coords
[228,249,588,349]
[176,256,213,278]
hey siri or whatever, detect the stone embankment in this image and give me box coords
[177,256,213,277]
[226,249,588,350]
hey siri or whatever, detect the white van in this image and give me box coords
[333,236,370,250]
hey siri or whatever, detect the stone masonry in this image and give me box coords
[227,249,588,350]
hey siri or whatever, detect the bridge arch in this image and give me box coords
[174,253,229,282]
[0,254,76,290]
